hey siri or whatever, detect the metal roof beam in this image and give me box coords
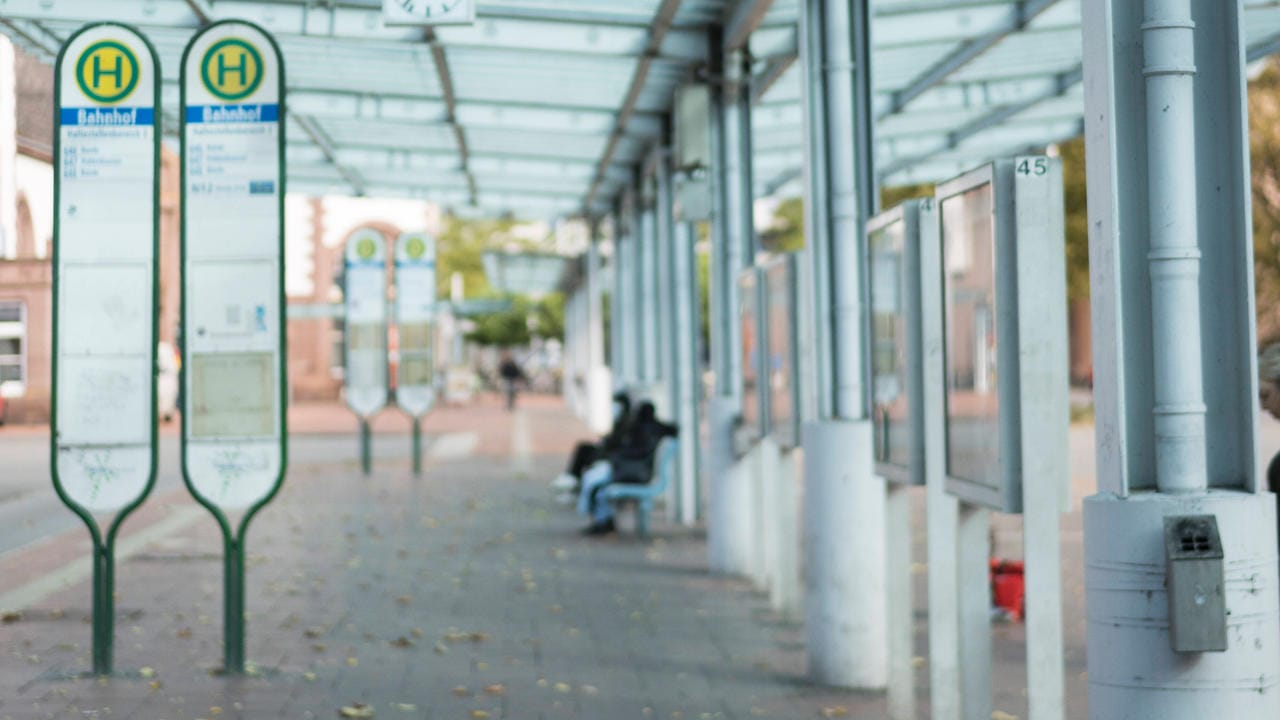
[182,0,214,25]
[293,115,368,196]
[582,0,685,215]
[723,0,778,54]
[880,0,1059,119]
[422,27,477,207]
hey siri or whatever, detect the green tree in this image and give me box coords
[1059,136,1091,301]
[1251,59,1280,342]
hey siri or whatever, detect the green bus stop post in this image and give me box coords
[361,420,372,476]
[412,418,422,476]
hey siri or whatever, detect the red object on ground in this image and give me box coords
[990,559,1026,621]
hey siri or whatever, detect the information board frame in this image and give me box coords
[762,254,801,450]
[343,227,391,421]
[936,158,1068,514]
[736,266,766,448]
[178,19,287,674]
[394,231,438,418]
[867,201,933,486]
[51,21,162,676]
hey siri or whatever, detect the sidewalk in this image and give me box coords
[0,396,874,720]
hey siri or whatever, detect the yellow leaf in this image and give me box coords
[452,686,470,697]
[821,708,848,718]
[210,708,223,716]
[554,682,571,693]
[339,704,376,718]
[394,703,417,712]
[138,667,156,679]
[346,657,359,667]
[992,713,1020,720]
[483,684,505,696]
[471,712,490,720]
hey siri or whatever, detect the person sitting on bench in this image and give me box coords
[577,401,677,536]
[550,391,634,503]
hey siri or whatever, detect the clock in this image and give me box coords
[383,0,476,26]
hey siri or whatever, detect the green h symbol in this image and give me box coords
[216,50,249,87]
[92,52,122,90]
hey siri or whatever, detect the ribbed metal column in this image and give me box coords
[1142,0,1206,493]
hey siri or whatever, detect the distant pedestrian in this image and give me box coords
[499,351,527,411]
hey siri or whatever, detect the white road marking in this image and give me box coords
[0,505,206,613]
[510,410,533,473]
[427,432,479,460]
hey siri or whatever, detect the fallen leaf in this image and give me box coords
[210,708,223,717]
[483,684,505,696]
[394,704,416,712]
[821,708,849,718]
[177,627,193,638]
[390,637,414,649]
[476,662,490,671]
[339,703,376,718]
[554,682,571,693]
[992,713,1019,720]
[1,611,21,624]
[451,686,470,697]
[304,627,325,639]
[471,712,490,720]
[396,596,413,606]
[433,642,449,655]
[303,672,318,682]
[139,667,156,679]
[149,680,162,691]
[410,628,424,638]
[911,656,926,668]
[346,657,359,667]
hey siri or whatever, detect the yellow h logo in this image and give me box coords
[201,38,264,102]
[76,41,139,104]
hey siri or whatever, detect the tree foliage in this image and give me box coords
[1251,60,1280,343]
[433,214,566,347]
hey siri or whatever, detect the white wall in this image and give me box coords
[0,35,16,259]
[15,153,52,258]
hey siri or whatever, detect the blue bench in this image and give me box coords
[603,437,678,538]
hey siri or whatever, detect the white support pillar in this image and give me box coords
[610,208,630,389]
[798,0,887,689]
[1083,1,1280,717]
[586,229,613,433]
[672,221,702,525]
[706,34,754,575]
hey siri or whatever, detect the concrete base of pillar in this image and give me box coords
[767,441,802,618]
[803,419,887,689]
[1085,490,1280,719]
[586,365,613,434]
[707,397,750,575]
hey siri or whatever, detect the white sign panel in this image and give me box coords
[53,23,159,514]
[345,228,389,418]
[181,21,286,512]
[395,232,438,417]
[383,0,477,26]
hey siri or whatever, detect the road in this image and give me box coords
[0,423,433,558]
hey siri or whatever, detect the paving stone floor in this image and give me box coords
[0,398,889,720]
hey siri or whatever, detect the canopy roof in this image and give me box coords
[5,0,1280,220]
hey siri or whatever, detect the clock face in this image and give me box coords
[384,0,475,25]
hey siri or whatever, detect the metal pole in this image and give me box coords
[1143,0,1206,494]
[360,420,372,476]
[91,545,109,675]
[223,537,245,674]
[412,417,422,476]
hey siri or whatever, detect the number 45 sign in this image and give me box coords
[383,0,476,25]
